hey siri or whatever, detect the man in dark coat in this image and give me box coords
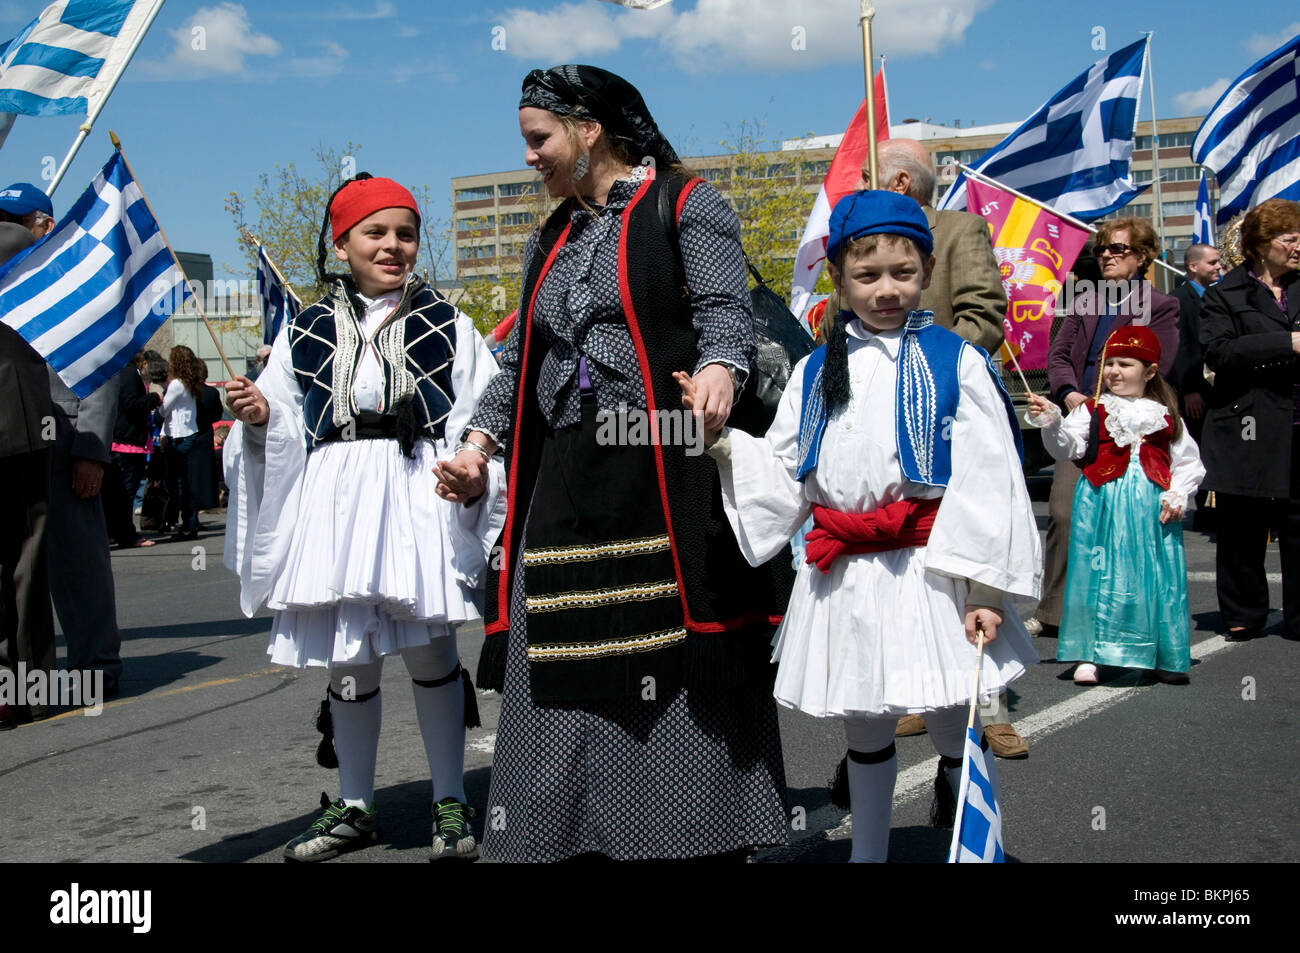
[1171,243,1222,528]
[0,222,55,728]
[102,355,161,548]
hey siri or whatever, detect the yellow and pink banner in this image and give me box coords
[966,179,1090,371]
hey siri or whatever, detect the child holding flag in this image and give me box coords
[1028,327,1204,685]
[222,174,505,861]
[678,191,1041,862]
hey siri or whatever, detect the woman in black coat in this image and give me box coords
[1199,198,1300,640]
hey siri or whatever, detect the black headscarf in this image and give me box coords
[519,64,679,170]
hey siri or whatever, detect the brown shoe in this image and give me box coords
[983,723,1028,759]
[895,714,927,736]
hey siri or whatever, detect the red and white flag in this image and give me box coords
[790,67,890,321]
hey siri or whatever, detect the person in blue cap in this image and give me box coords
[0,182,55,240]
[679,190,1042,862]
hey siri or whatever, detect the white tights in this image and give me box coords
[842,708,1001,863]
[328,638,466,810]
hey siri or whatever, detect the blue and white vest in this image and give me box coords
[796,311,1022,486]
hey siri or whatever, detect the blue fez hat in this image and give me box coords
[826,190,933,263]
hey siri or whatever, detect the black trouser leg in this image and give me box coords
[1279,437,1300,638]
[1215,493,1272,633]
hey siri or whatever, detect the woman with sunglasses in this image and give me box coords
[1199,198,1300,642]
[1026,218,1179,649]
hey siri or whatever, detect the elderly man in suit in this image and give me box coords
[1172,243,1221,529]
[0,223,55,729]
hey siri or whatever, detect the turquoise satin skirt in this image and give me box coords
[1057,465,1191,672]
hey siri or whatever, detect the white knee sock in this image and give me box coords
[843,717,900,864]
[329,662,383,810]
[403,639,466,804]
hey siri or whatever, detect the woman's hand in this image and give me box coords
[434,432,497,503]
[684,363,736,434]
[964,605,1002,646]
[225,376,269,426]
[673,371,722,446]
[1291,332,1300,355]
[1064,391,1088,412]
[1160,500,1184,524]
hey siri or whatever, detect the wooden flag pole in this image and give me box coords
[109,131,237,381]
[860,1,879,188]
[966,623,986,730]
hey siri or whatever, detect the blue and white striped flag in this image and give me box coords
[0,0,162,118]
[256,243,300,346]
[947,726,1004,863]
[1193,174,1215,246]
[0,150,190,398]
[939,37,1149,222]
[1192,31,1300,225]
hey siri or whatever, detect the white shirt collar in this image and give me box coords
[845,316,904,357]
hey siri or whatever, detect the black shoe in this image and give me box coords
[1224,628,1259,643]
[283,793,380,862]
[1151,669,1190,685]
[0,704,30,730]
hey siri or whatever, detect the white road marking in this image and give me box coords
[1187,571,1280,583]
[467,731,496,754]
[815,635,1240,845]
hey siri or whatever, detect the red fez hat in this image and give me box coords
[329,177,420,243]
[1103,325,1161,364]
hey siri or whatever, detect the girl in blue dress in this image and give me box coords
[1028,326,1205,685]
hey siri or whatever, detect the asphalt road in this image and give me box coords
[3,475,1296,864]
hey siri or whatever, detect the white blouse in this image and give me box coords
[1033,392,1206,510]
[162,378,198,437]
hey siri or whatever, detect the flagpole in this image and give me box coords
[109,131,236,381]
[45,0,167,199]
[957,162,1183,279]
[859,1,879,188]
[1142,32,1170,291]
[244,230,302,302]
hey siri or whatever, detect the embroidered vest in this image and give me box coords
[1080,398,1173,490]
[796,311,1022,485]
[288,277,457,451]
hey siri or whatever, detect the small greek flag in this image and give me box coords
[1192,31,1300,224]
[0,0,162,117]
[947,726,1004,863]
[939,38,1148,221]
[0,150,191,398]
[1193,174,1215,247]
[256,243,300,346]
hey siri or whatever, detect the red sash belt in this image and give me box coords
[804,497,942,573]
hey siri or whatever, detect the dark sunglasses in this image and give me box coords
[1097,242,1134,258]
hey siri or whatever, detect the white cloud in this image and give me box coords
[323,1,397,20]
[288,40,349,79]
[1245,21,1300,57]
[494,0,991,71]
[143,3,280,78]
[399,24,420,38]
[1174,78,1230,115]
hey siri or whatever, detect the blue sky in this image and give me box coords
[1,0,1297,282]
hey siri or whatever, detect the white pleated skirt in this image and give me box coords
[265,437,474,669]
[771,545,1038,717]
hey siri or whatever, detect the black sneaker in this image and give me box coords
[283,792,380,862]
[430,797,478,861]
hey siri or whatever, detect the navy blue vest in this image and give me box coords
[288,277,458,450]
[797,311,1022,486]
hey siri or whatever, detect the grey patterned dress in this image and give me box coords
[470,170,789,861]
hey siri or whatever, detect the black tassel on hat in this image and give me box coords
[821,314,852,416]
[314,690,338,769]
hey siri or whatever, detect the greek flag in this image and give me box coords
[946,726,1004,863]
[256,244,300,346]
[939,37,1148,221]
[0,0,162,117]
[1192,32,1300,224]
[0,150,190,398]
[1193,174,1215,246]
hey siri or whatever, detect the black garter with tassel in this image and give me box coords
[314,684,381,768]
[412,664,481,730]
[828,742,897,810]
[930,733,990,829]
